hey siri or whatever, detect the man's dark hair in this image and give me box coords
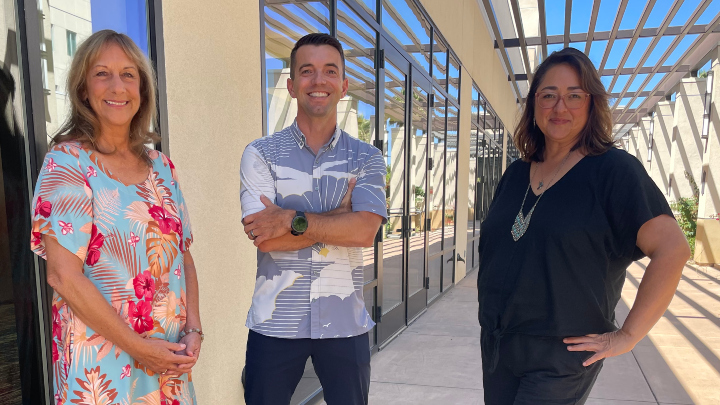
[290,33,346,80]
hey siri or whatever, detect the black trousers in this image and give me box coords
[481,330,604,405]
[244,330,370,405]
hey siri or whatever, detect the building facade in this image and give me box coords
[623,49,720,266]
[0,0,519,403]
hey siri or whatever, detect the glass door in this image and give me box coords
[406,69,430,321]
[377,39,409,344]
[427,89,446,303]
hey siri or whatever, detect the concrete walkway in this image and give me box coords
[360,259,720,404]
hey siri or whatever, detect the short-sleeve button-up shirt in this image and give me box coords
[240,122,388,339]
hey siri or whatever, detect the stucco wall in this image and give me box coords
[651,101,675,199]
[696,53,720,265]
[670,78,706,202]
[162,0,261,402]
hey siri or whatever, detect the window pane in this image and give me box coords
[382,0,431,72]
[468,126,478,242]
[444,104,458,249]
[338,1,378,283]
[448,55,460,103]
[408,82,427,298]
[442,250,454,291]
[429,89,445,256]
[0,0,30,402]
[264,1,330,134]
[364,286,376,347]
[471,86,479,125]
[382,59,406,314]
[40,0,150,141]
[355,0,377,19]
[431,38,447,86]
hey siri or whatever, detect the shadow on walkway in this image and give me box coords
[362,259,713,404]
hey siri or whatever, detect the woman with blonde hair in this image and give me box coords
[30,30,201,404]
[476,47,689,404]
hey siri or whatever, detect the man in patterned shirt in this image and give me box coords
[240,33,387,404]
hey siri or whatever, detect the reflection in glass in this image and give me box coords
[467,127,478,269]
[428,90,445,256]
[364,286,376,347]
[448,56,460,102]
[443,250,454,292]
[40,0,150,140]
[356,0,377,19]
[264,1,330,134]
[381,59,405,314]
[444,104,458,249]
[427,89,445,304]
[431,39,447,86]
[382,0,431,71]
[337,1,378,283]
[0,1,29,402]
[407,83,427,298]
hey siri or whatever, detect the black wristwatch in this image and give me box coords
[290,211,308,236]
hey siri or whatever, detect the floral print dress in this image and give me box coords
[30,142,196,405]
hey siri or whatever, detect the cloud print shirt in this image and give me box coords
[240,122,387,339]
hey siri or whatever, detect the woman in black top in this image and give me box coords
[477,48,690,404]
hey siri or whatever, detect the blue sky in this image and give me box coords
[543,0,719,74]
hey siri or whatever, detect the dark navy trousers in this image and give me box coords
[481,330,604,405]
[244,330,370,405]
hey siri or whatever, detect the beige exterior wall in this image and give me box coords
[696,52,720,265]
[162,0,261,403]
[670,78,705,201]
[650,101,675,196]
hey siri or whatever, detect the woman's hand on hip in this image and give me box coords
[129,338,196,375]
[564,329,637,366]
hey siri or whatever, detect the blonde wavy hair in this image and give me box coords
[51,30,159,164]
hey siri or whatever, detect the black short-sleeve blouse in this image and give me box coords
[477,148,674,337]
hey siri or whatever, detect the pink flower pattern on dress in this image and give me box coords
[128,232,140,247]
[148,205,179,235]
[85,224,105,266]
[133,270,155,301]
[34,196,52,218]
[120,364,131,379]
[128,300,153,334]
[46,158,58,172]
[58,221,73,235]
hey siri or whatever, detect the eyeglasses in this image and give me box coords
[535,91,590,109]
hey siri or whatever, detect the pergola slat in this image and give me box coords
[598,0,630,72]
[585,0,602,54]
[509,0,534,81]
[481,0,522,101]
[614,0,714,114]
[564,0,572,49]
[538,0,548,60]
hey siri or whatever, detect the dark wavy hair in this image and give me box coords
[514,47,614,162]
[290,33,345,80]
[50,30,159,165]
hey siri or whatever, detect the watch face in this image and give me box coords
[292,215,308,232]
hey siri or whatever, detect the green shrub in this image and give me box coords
[670,172,699,256]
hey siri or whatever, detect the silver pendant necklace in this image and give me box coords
[511,151,572,242]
